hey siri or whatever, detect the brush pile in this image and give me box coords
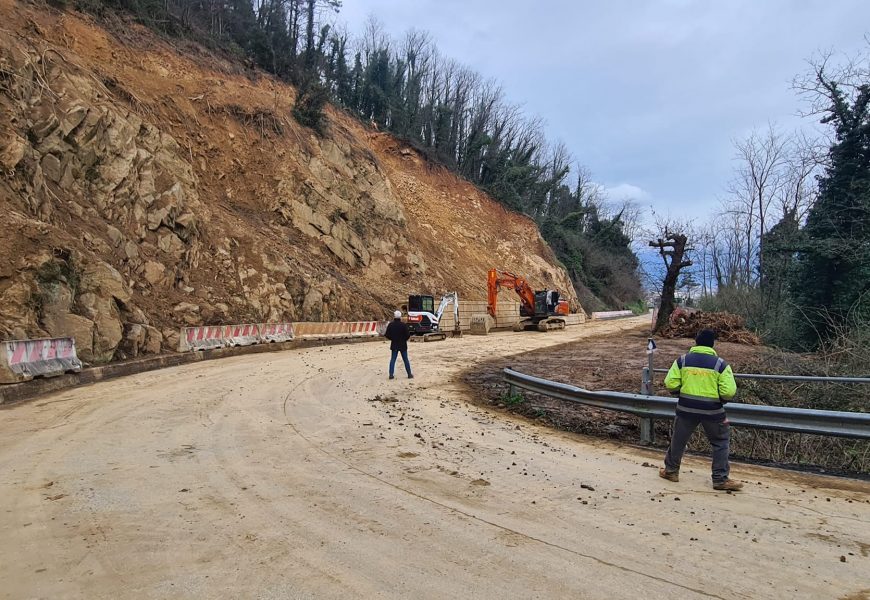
[660,309,762,345]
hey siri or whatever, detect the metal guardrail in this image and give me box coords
[503,368,870,444]
[650,367,870,384]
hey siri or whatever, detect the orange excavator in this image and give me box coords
[487,268,570,332]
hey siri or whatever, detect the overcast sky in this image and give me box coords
[337,1,869,223]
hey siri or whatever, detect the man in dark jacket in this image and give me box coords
[660,329,743,491]
[384,310,413,380]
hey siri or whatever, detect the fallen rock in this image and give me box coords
[41,312,95,362]
[143,261,166,286]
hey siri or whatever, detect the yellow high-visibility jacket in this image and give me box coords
[664,346,737,421]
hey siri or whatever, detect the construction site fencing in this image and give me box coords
[503,368,870,444]
[0,337,83,383]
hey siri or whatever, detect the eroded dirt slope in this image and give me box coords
[0,0,578,363]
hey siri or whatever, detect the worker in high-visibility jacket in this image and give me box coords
[659,329,743,491]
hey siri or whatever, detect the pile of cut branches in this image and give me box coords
[660,309,761,345]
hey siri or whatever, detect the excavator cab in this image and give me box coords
[522,290,568,318]
[407,295,437,334]
[406,293,460,340]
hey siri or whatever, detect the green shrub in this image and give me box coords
[626,299,647,315]
[501,391,525,406]
[292,78,330,136]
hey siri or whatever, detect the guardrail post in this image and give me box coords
[639,366,655,444]
[639,417,655,445]
[508,383,517,398]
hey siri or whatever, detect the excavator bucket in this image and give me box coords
[469,313,493,335]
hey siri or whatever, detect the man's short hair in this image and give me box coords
[695,328,716,347]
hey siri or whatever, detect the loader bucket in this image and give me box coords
[469,313,493,335]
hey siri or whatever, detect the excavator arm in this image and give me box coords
[435,292,460,324]
[487,269,536,318]
[433,291,461,336]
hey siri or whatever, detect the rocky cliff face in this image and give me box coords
[0,0,580,363]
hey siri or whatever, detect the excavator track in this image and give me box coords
[422,332,447,342]
[536,318,566,332]
[410,332,448,342]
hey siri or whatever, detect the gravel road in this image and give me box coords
[2,316,868,599]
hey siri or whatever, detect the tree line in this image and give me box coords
[76,0,641,310]
[656,48,870,351]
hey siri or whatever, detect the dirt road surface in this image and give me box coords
[2,316,868,599]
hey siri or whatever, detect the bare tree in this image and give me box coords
[650,223,693,332]
[777,132,821,221]
[728,125,788,281]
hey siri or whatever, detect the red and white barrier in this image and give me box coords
[223,323,261,347]
[348,321,383,337]
[290,320,385,340]
[0,337,82,384]
[293,322,345,339]
[179,320,385,351]
[259,322,294,343]
[179,326,226,352]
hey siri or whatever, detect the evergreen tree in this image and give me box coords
[791,74,870,346]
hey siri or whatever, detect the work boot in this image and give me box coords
[712,479,743,491]
[659,468,679,482]
[407,374,414,379]
[389,375,394,380]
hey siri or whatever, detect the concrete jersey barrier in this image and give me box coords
[0,337,83,384]
[179,326,226,352]
[293,321,385,340]
[259,323,294,343]
[561,313,587,326]
[179,320,386,351]
[591,310,635,320]
[223,323,261,347]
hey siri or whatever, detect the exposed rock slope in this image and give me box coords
[0,0,579,362]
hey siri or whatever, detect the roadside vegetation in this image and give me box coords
[642,46,869,445]
[465,330,870,474]
[649,47,870,358]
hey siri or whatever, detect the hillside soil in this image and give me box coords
[2,315,869,599]
[0,0,577,364]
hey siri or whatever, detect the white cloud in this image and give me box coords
[603,183,651,203]
[341,2,870,216]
